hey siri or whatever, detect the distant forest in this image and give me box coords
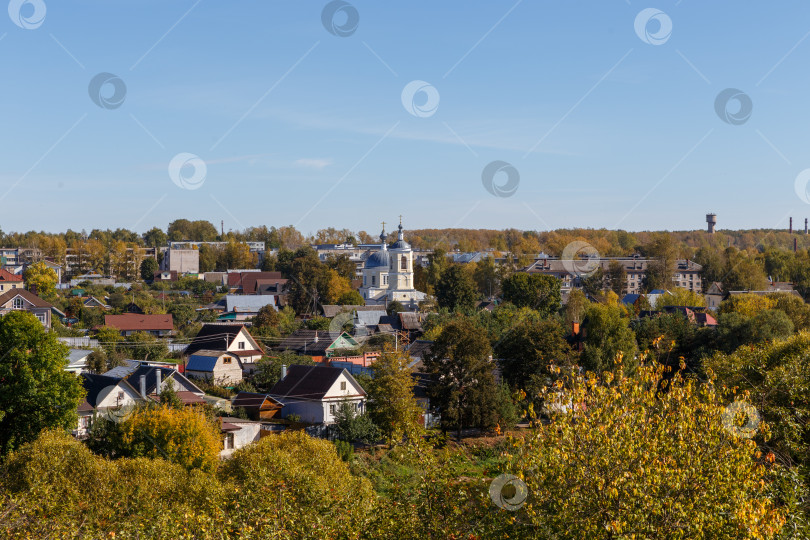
[2,219,810,258]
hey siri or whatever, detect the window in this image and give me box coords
[223,357,232,364]
[238,341,245,350]
[329,404,336,414]
[224,433,234,450]
[401,256,407,270]
[36,313,46,324]
[372,276,376,286]
[340,381,346,391]
[12,297,23,310]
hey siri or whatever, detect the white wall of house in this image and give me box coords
[187,354,243,385]
[220,421,261,457]
[323,397,365,424]
[74,383,142,438]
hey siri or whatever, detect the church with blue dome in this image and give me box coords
[359,219,427,308]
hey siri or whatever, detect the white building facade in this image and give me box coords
[359,222,426,308]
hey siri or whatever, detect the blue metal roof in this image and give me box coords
[186,355,220,372]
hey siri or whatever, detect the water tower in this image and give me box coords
[706,213,717,234]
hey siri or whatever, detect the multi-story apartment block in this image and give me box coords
[525,256,702,295]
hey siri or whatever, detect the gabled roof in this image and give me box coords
[356,310,387,327]
[186,351,240,372]
[321,305,380,318]
[398,312,424,331]
[277,330,358,355]
[124,366,202,396]
[227,271,283,293]
[232,391,283,409]
[83,296,110,308]
[67,349,91,365]
[224,294,276,312]
[185,323,262,356]
[0,288,52,308]
[103,359,140,378]
[0,268,23,282]
[104,314,173,332]
[80,373,129,408]
[406,339,433,361]
[269,365,365,400]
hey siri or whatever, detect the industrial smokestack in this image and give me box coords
[790,217,793,234]
[794,238,798,253]
[156,369,161,396]
[140,375,146,398]
[805,218,807,234]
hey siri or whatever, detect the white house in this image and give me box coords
[184,323,264,374]
[75,373,144,438]
[185,350,244,385]
[65,349,92,374]
[219,417,262,457]
[268,365,367,424]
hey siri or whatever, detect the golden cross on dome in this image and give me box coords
[381,221,386,230]
[399,215,403,226]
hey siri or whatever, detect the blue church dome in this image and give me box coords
[364,249,391,268]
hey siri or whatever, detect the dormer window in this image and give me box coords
[238,341,245,350]
[12,297,23,310]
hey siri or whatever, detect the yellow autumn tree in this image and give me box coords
[118,406,221,472]
[505,361,788,539]
[719,294,775,317]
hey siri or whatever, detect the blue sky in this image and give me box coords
[1,1,810,235]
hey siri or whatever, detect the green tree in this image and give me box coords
[124,331,169,361]
[139,257,159,281]
[434,265,478,311]
[472,256,499,298]
[254,352,314,390]
[333,401,380,445]
[95,325,123,356]
[336,290,364,306]
[367,349,423,441]
[580,303,638,375]
[386,300,405,317]
[714,310,794,353]
[198,243,218,273]
[425,318,499,439]
[705,332,810,532]
[85,349,108,374]
[563,288,589,327]
[581,266,605,296]
[23,261,58,299]
[0,311,85,454]
[495,318,572,402]
[500,273,562,317]
[606,260,627,296]
[141,226,168,248]
[252,304,279,331]
[509,363,789,538]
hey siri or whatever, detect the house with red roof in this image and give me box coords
[104,313,174,337]
[0,268,23,293]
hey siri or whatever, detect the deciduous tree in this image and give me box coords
[0,312,84,454]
